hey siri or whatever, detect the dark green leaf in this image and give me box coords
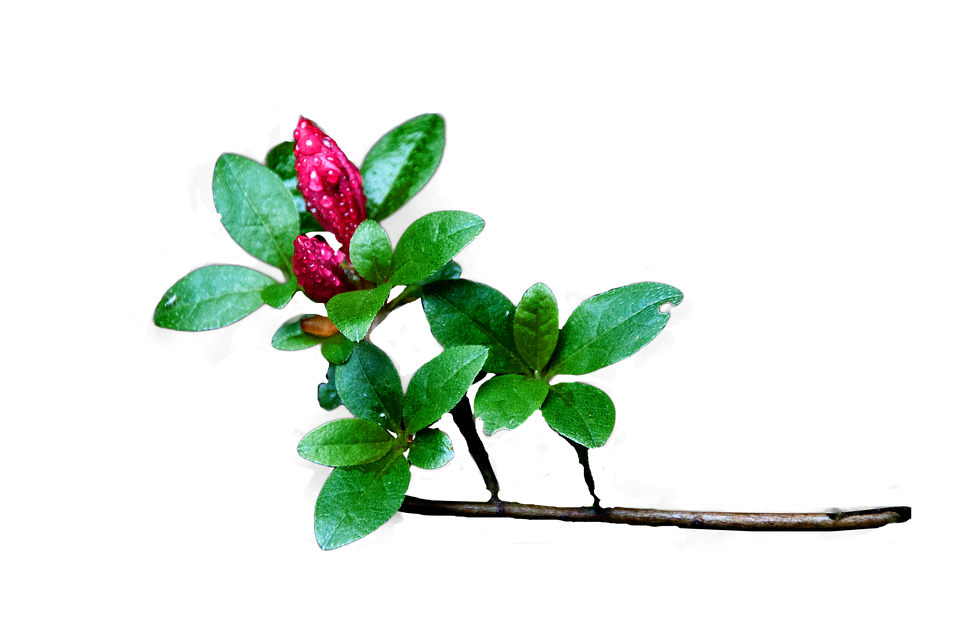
[318,364,342,410]
[265,141,297,180]
[262,278,298,309]
[321,333,355,364]
[540,382,616,448]
[212,154,299,274]
[546,283,683,376]
[298,418,395,467]
[408,428,454,469]
[272,315,325,351]
[362,113,445,221]
[390,211,484,285]
[514,283,559,373]
[326,284,392,342]
[153,265,273,331]
[350,220,393,284]
[314,450,410,550]
[474,375,549,435]
[393,260,461,306]
[404,346,488,433]
[298,204,324,233]
[422,279,528,374]
[335,342,404,431]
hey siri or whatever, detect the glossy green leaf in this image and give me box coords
[350,220,393,284]
[326,284,392,342]
[261,278,298,309]
[540,382,616,448]
[393,260,461,306]
[404,346,488,433]
[390,211,484,285]
[153,265,273,331]
[475,375,549,435]
[314,450,410,550]
[335,342,404,430]
[408,428,454,469]
[546,283,684,376]
[272,315,325,351]
[321,333,355,364]
[212,154,299,274]
[513,283,559,373]
[422,279,528,374]
[317,364,342,410]
[298,418,395,467]
[362,114,445,221]
[265,140,297,180]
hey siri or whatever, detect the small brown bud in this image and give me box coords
[300,315,340,338]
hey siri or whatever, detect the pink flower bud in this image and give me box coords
[294,117,366,251]
[292,235,353,303]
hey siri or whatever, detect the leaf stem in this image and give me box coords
[560,436,602,508]
[449,394,501,502]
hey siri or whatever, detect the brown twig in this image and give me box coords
[399,497,911,532]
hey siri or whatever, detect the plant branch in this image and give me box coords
[399,497,911,532]
[449,393,501,502]
[561,436,601,508]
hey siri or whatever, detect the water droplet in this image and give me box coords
[322,137,333,148]
[164,294,177,307]
[320,195,333,208]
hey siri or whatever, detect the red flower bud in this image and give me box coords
[292,235,353,303]
[294,117,366,251]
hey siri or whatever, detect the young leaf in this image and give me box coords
[321,333,355,364]
[350,220,393,284]
[265,140,297,180]
[362,113,445,221]
[540,382,616,448]
[318,364,342,410]
[335,342,404,431]
[422,279,528,374]
[261,279,298,309]
[546,283,683,376]
[314,450,411,550]
[474,375,549,435]
[298,418,395,467]
[212,154,299,274]
[272,315,325,351]
[404,346,488,433]
[154,265,274,331]
[513,283,560,373]
[326,284,392,342]
[390,211,484,285]
[408,428,454,469]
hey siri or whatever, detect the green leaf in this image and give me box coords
[298,418,395,467]
[546,283,684,376]
[212,154,299,274]
[318,364,342,410]
[362,113,445,221]
[265,140,297,180]
[404,346,488,433]
[422,279,528,374]
[393,260,461,306]
[335,342,404,430]
[321,333,355,364]
[408,428,454,469]
[314,450,410,550]
[391,211,484,285]
[350,220,393,284]
[272,315,325,351]
[262,278,298,309]
[153,265,273,331]
[540,382,616,448]
[326,284,392,342]
[513,283,559,373]
[474,375,549,435]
